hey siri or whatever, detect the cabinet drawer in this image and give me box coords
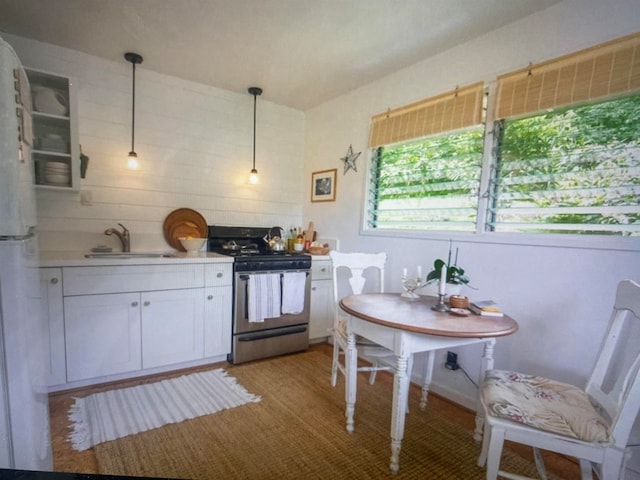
[311,260,332,280]
[205,263,233,287]
[63,264,205,295]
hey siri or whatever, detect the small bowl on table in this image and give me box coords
[179,237,206,255]
[448,295,469,309]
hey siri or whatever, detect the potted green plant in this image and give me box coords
[424,243,471,295]
[426,258,470,286]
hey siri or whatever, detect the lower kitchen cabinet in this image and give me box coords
[142,288,205,369]
[204,286,232,357]
[64,292,142,382]
[39,268,66,386]
[41,261,234,389]
[309,259,333,341]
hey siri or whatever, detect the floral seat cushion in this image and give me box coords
[481,369,611,443]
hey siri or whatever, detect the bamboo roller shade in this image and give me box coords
[368,82,484,148]
[496,32,640,120]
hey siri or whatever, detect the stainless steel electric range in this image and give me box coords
[207,225,312,364]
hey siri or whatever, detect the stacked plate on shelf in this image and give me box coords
[44,161,70,186]
[39,134,68,153]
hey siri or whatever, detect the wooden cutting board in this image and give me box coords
[304,222,314,242]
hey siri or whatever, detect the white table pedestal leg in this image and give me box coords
[345,330,358,434]
[390,354,410,474]
[474,338,496,442]
[420,351,435,410]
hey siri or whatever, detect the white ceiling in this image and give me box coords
[0,0,561,110]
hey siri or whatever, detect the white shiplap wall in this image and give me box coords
[3,32,305,252]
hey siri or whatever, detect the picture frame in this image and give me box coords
[311,168,337,202]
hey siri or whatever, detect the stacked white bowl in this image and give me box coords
[45,161,70,186]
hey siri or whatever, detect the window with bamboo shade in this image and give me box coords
[495,32,640,120]
[487,33,640,237]
[368,83,484,148]
[364,33,640,243]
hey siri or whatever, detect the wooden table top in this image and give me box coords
[339,293,518,338]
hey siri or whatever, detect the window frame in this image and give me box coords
[361,80,640,253]
[361,33,640,253]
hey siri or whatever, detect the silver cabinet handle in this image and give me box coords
[207,295,213,300]
[50,278,59,284]
[320,267,327,272]
[143,301,150,306]
[216,272,223,278]
[131,301,139,307]
[312,287,317,291]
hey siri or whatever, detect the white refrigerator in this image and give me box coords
[0,35,53,470]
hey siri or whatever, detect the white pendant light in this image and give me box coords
[248,87,262,184]
[125,52,143,170]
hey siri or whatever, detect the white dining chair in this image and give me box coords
[329,251,411,386]
[477,279,640,480]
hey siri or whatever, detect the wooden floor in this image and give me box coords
[48,343,580,478]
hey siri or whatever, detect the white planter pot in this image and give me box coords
[417,282,462,297]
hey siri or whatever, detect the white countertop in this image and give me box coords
[309,254,331,261]
[39,251,234,267]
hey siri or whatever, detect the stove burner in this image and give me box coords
[207,225,311,271]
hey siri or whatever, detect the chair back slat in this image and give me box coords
[585,279,640,448]
[329,251,386,300]
[329,251,386,327]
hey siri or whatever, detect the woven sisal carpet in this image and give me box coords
[95,350,562,479]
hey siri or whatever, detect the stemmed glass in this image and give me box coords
[401,270,423,300]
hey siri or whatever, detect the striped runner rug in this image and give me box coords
[68,368,261,451]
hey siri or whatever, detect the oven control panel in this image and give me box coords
[233,255,311,272]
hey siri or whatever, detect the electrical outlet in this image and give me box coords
[445,351,459,370]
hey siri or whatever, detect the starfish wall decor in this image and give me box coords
[340,144,361,174]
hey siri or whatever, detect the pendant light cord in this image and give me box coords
[131,61,136,152]
[247,87,262,182]
[124,52,143,155]
[252,92,257,170]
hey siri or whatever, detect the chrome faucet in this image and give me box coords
[104,223,130,252]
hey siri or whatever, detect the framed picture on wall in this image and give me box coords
[311,168,337,202]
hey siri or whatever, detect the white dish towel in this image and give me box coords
[281,271,307,315]
[248,273,281,322]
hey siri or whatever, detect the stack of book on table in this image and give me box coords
[469,300,504,317]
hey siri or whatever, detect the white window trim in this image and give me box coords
[360,78,640,253]
[360,146,640,254]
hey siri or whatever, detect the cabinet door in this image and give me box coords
[204,286,232,357]
[309,279,334,341]
[40,268,65,386]
[141,289,205,369]
[64,293,141,382]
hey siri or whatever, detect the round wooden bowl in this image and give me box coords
[448,295,469,309]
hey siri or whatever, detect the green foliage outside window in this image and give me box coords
[493,95,640,235]
[369,94,640,237]
[370,128,484,231]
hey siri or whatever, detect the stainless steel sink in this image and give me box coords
[84,252,175,259]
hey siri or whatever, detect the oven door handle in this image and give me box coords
[237,325,308,342]
[238,272,310,280]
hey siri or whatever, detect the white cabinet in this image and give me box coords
[310,259,333,341]
[55,262,233,387]
[25,68,79,190]
[141,288,205,369]
[204,286,232,356]
[39,268,66,386]
[203,264,233,357]
[64,292,142,382]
